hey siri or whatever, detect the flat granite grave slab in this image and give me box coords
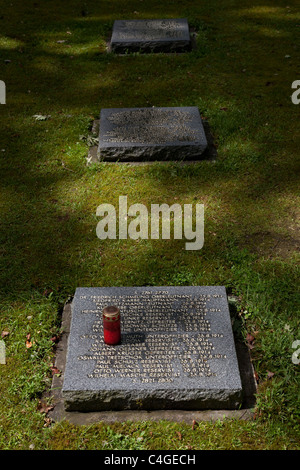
[98,107,208,162]
[110,19,192,53]
[62,286,243,411]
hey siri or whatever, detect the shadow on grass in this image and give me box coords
[0,0,299,301]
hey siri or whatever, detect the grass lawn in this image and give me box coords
[0,0,299,451]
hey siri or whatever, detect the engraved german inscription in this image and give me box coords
[62,287,243,411]
[75,290,227,383]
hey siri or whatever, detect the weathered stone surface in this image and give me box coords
[110,19,191,53]
[98,107,208,162]
[62,286,243,411]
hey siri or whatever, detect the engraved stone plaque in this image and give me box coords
[62,286,242,411]
[110,18,192,53]
[98,107,208,161]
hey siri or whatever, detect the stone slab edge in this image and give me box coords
[87,119,217,165]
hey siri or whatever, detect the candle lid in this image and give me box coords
[103,305,120,321]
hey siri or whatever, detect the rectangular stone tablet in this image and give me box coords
[110,18,192,53]
[98,107,208,161]
[62,286,243,411]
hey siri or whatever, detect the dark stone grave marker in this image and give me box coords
[98,107,208,162]
[62,286,243,411]
[110,18,192,53]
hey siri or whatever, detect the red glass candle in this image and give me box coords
[102,306,121,345]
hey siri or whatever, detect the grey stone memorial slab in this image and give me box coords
[62,286,243,411]
[110,19,192,53]
[97,107,208,162]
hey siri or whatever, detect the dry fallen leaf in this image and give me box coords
[1,331,9,338]
[50,334,59,343]
[50,366,61,376]
[26,333,32,348]
[33,114,51,121]
[246,333,255,349]
[38,400,54,414]
[43,417,52,427]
